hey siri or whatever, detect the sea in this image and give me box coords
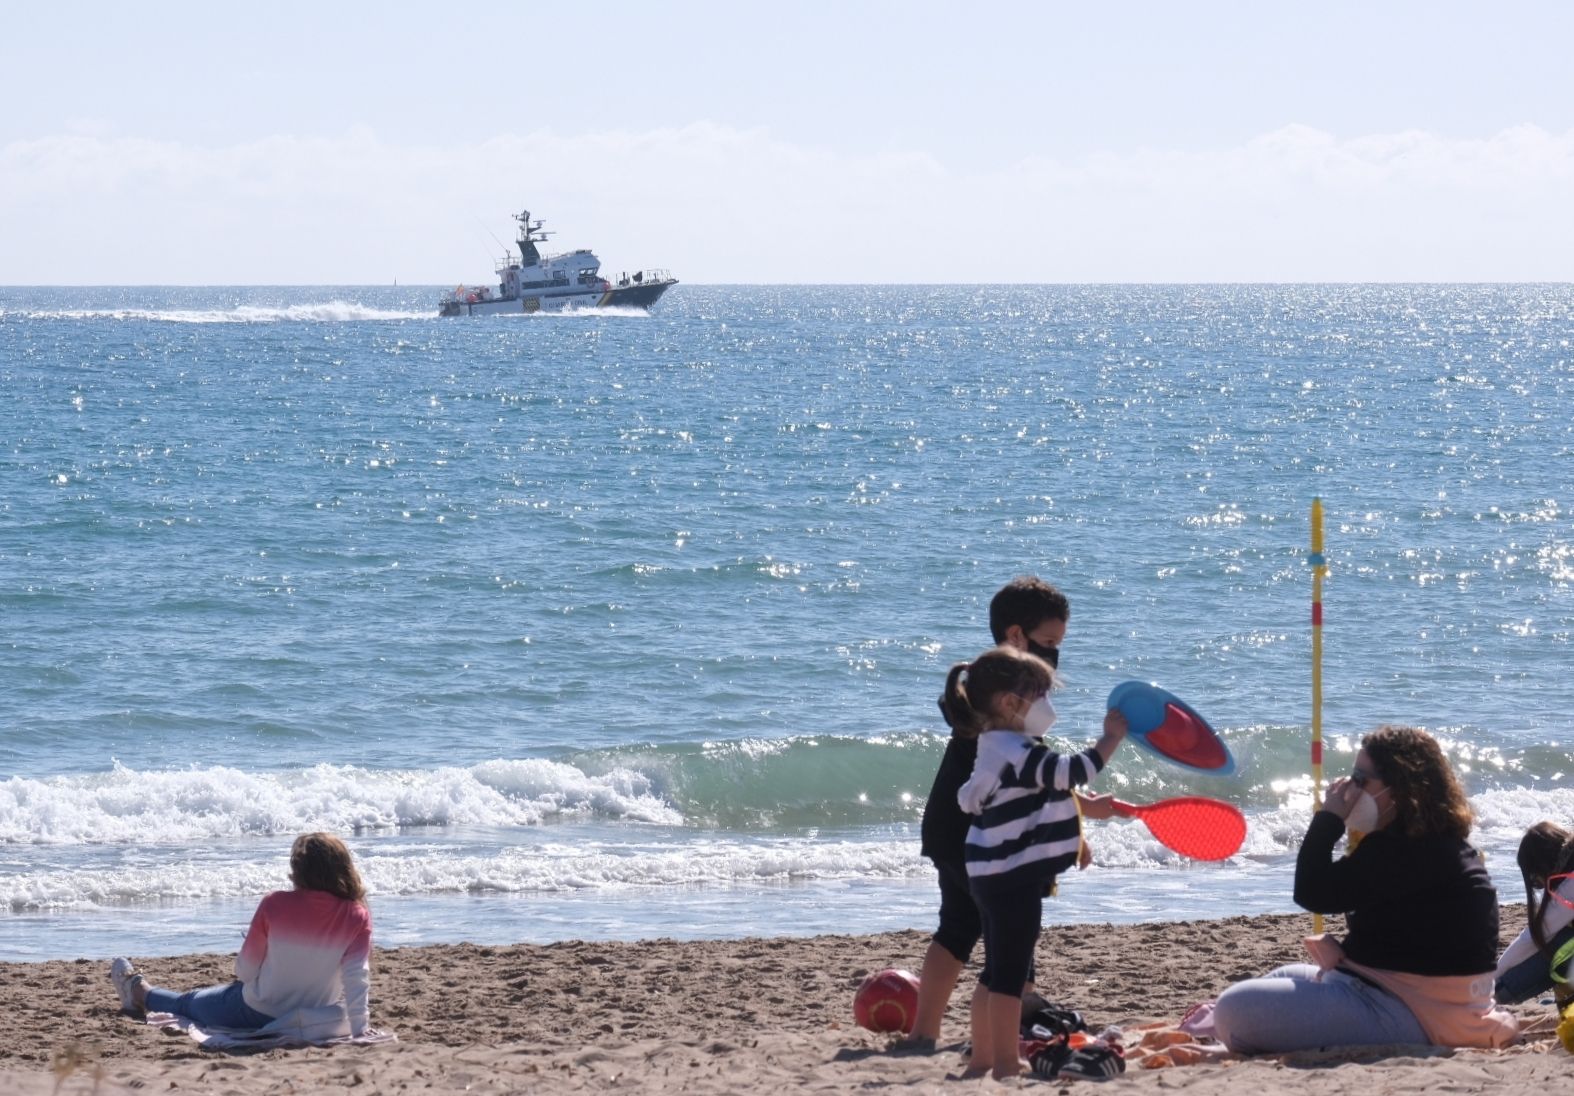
[2,284,1572,963]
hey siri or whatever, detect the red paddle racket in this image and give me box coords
[1109,797,1246,861]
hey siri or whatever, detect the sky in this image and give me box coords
[3,1,1573,284]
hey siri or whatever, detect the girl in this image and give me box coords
[111,832,373,1035]
[944,645,1127,1080]
[1495,821,1574,1004]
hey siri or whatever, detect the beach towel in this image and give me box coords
[142,1004,397,1050]
[1122,1023,1232,1070]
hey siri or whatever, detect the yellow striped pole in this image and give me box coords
[1310,498,1327,934]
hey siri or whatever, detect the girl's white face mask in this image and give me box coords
[1023,695,1057,737]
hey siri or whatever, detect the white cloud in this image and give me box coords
[3,123,1572,283]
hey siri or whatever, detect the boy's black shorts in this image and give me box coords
[930,856,982,963]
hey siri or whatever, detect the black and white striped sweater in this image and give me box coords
[957,730,1104,885]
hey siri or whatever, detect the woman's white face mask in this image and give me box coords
[1346,788,1389,835]
[1023,695,1057,737]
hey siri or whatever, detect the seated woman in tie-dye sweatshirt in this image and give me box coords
[111,832,373,1033]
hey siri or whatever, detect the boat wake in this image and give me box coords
[13,301,430,324]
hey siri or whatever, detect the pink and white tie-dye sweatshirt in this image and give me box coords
[234,888,373,1033]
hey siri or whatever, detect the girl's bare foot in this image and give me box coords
[990,1059,1027,1081]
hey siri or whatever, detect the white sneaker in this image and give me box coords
[110,957,144,1013]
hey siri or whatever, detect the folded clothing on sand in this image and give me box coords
[1122,1024,1232,1070]
[142,1004,396,1050]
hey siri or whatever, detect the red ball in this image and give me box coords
[853,968,921,1034]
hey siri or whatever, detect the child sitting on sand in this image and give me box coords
[1495,821,1574,1004]
[942,646,1127,1080]
[111,832,373,1034]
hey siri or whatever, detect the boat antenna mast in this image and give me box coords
[474,215,512,265]
[512,209,551,265]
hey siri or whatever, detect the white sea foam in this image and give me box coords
[0,837,927,911]
[5,786,1570,915]
[6,752,1566,861]
[1089,786,1574,873]
[1469,785,1574,851]
[23,302,429,323]
[15,301,655,323]
[0,759,682,846]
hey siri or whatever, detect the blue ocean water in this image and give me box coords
[2,284,1571,961]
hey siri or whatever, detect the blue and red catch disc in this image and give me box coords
[1107,681,1236,776]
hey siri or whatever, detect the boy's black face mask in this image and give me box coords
[1027,640,1059,669]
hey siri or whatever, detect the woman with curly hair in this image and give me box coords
[1212,726,1517,1053]
[1494,821,1574,1004]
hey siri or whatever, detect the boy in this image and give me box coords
[905,576,1114,1048]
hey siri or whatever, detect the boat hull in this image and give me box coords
[439,290,594,317]
[438,279,676,317]
[600,280,676,310]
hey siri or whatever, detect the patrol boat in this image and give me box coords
[438,209,676,317]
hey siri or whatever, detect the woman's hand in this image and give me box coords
[1322,776,1360,819]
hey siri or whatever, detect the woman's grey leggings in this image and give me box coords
[1212,963,1428,1054]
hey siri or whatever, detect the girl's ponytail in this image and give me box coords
[940,661,984,738]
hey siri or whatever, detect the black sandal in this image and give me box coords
[1056,1045,1125,1081]
[1028,1038,1072,1078]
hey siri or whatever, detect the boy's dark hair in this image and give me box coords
[988,576,1070,644]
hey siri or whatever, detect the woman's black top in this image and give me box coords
[1294,810,1499,976]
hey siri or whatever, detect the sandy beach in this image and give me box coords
[1,908,1566,1094]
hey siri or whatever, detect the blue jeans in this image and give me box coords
[1212,963,1428,1054]
[144,980,276,1031]
[1495,922,1574,1005]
